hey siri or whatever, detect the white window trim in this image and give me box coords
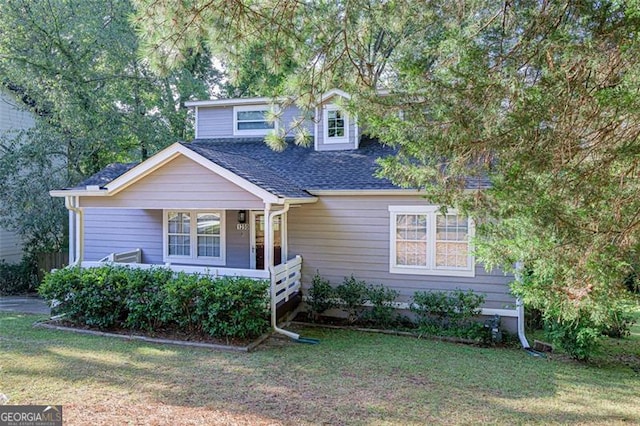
[323,104,349,144]
[163,210,226,266]
[388,205,475,277]
[233,105,278,136]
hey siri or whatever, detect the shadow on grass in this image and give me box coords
[1,314,639,424]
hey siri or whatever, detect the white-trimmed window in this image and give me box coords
[324,104,349,143]
[164,210,225,265]
[233,105,276,136]
[389,206,474,277]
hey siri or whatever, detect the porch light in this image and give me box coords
[237,210,247,224]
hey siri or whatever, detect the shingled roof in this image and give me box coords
[185,137,398,192]
[69,136,493,199]
[74,162,138,189]
[73,137,400,197]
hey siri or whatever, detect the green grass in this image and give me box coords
[1,313,639,425]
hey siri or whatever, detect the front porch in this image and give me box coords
[73,207,291,270]
[67,203,305,311]
[51,145,318,325]
[80,252,303,308]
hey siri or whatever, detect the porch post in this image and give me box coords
[68,205,75,264]
[264,203,272,271]
[64,196,84,266]
[282,211,288,262]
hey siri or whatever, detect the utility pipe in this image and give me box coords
[514,261,531,349]
[267,203,300,340]
[517,298,530,349]
[64,196,84,266]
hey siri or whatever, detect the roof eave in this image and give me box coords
[307,189,421,196]
[49,189,109,197]
[279,196,318,204]
[185,97,287,108]
[308,188,487,196]
[319,88,352,103]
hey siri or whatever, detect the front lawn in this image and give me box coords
[1,313,638,425]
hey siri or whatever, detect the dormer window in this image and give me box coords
[233,105,276,136]
[324,104,349,144]
[327,110,345,137]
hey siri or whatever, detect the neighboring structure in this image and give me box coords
[50,89,522,334]
[0,89,34,263]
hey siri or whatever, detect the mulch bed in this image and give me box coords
[34,319,272,352]
[290,311,485,345]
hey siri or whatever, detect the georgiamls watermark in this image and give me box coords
[0,405,62,426]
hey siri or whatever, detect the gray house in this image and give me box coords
[0,89,34,263]
[50,89,526,340]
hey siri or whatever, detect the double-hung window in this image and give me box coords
[165,211,225,265]
[233,105,276,135]
[389,206,474,277]
[324,104,349,143]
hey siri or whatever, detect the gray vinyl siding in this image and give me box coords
[225,210,251,268]
[197,104,313,139]
[0,90,34,134]
[79,155,264,210]
[0,227,23,263]
[84,209,163,263]
[315,103,357,151]
[279,105,314,135]
[288,195,516,310]
[197,106,233,138]
[83,209,252,268]
[0,90,34,261]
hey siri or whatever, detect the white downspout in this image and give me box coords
[515,261,530,349]
[64,196,84,266]
[517,298,530,349]
[268,203,300,340]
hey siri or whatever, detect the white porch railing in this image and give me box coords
[272,255,302,305]
[98,248,142,263]
[83,253,303,295]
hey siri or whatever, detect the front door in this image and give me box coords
[252,213,282,270]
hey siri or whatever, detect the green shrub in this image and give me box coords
[623,255,640,294]
[307,272,402,328]
[76,266,129,329]
[39,266,270,340]
[450,289,485,325]
[336,275,368,323]
[124,268,173,331]
[542,297,637,360]
[307,271,336,319]
[410,290,451,332]
[363,284,399,328]
[544,315,602,361]
[164,272,203,332]
[39,266,129,329]
[196,277,270,340]
[599,298,638,339]
[39,266,83,316]
[410,289,485,339]
[0,257,38,295]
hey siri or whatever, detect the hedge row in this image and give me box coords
[307,272,489,340]
[38,266,270,340]
[0,258,39,295]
